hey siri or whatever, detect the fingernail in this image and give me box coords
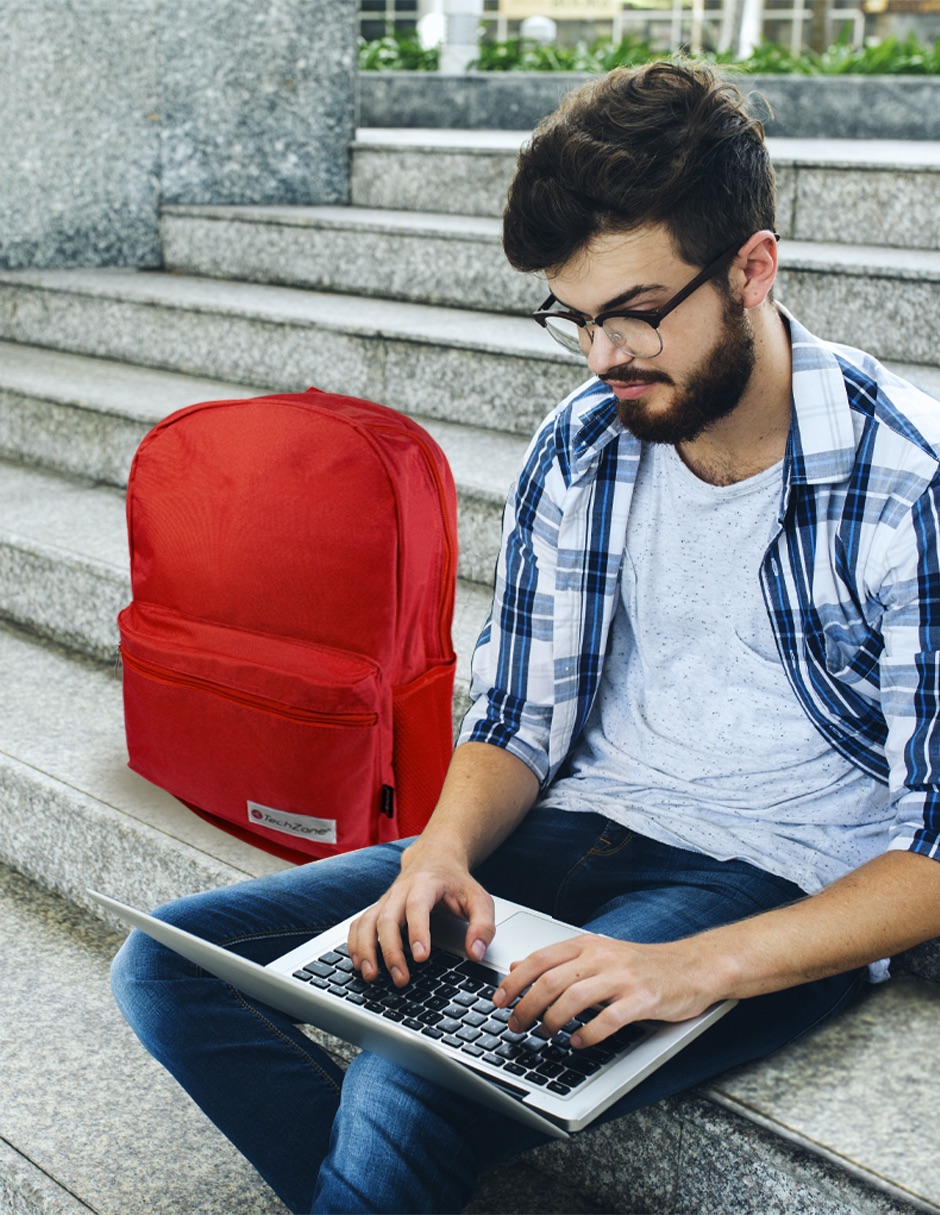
[391,967,403,984]
[471,939,486,960]
[570,1034,582,1049]
[492,988,506,1007]
[411,940,427,960]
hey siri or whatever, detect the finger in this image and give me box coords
[446,884,495,962]
[346,903,384,980]
[493,937,582,1011]
[373,902,411,985]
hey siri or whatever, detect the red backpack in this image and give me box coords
[118,388,458,862]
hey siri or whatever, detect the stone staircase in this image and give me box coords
[0,128,938,1214]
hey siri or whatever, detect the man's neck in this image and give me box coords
[676,305,792,487]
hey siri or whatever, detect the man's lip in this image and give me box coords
[605,379,660,400]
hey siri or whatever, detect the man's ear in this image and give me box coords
[732,230,779,309]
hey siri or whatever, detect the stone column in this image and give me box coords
[0,0,357,270]
[160,0,357,207]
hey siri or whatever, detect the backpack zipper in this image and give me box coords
[118,647,379,728]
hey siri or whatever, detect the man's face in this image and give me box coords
[546,226,756,445]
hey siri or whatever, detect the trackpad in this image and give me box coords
[486,911,582,970]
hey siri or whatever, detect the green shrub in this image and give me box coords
[358,27,940,75]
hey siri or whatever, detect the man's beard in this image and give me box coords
[604,296,756,446]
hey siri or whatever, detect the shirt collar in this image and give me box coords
[784,306,857,486]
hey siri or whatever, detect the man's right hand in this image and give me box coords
[345,740,540,987]
[346,843,496,986]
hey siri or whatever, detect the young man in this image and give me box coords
[112,61,940,1213]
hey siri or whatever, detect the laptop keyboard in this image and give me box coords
[291,941,648,1097]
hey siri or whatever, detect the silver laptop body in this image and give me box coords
[91,889,734,1140]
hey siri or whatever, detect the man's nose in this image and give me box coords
[585,327,633,378]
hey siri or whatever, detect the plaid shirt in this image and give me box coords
[459,312,940,863]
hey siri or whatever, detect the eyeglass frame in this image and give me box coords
[532,235,777,359]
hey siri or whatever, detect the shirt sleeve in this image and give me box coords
[880,472,940,861]
[456,415,571,786]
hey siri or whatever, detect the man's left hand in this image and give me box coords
[491,933,715,1047]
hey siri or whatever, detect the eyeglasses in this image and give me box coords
[533,238,749,360]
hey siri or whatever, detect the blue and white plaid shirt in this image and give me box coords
[458,311,940,865]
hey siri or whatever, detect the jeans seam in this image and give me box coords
[553,822,634,919]
[229,985,344,1098]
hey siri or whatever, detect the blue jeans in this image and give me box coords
[111,808,865,1214]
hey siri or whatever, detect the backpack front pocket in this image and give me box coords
[118,603,395,860]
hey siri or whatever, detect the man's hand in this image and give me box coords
[347,845,496,987]
[346,741,540,988]
[492,933,715,1047]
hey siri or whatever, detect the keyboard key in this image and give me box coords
[477,1033,502,1051]
[560,1069,589,1088]
[526,1072,549,1086]
[318,951,344,966]
[453,991,477,1008]
[481,1019,506,1037]
[548,1081,571,1095]
[567,1055,603,1076]
[301,961,334,979]
[503,1062,527,1076]
[456,1026,483,1042]
[443,1035,463,1048]
[438,1017,463,1035]
[536,1061,564,1078]
[460,1043,484,1057]
[420,1026,444,1040]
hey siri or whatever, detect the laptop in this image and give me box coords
[90,888,735,1141]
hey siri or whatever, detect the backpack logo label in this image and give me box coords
[247,801,337,845]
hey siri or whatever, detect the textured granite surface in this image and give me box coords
[713,979,940,1211]
[1,0,356,269]
[161,207,534,314]
[351,130,940,251]
[0,862,289,1214]
[792,168,940,251]
[776,255,940,366]
[0,270,578,438]
[160,0,356,207]
[358,72,940,140]
[0,0,161,269]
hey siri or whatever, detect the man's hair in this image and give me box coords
[503,59,776,276]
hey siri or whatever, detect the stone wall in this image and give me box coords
[359,70,940,140]
[0,0,357,270]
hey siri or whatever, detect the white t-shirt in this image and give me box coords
[541,442,889,896]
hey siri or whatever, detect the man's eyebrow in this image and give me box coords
[552,282,667,316]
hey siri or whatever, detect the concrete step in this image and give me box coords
[1,267,938,451]
[777,242,940,369]
[352,130,940,252]
[161,204,531,315]
[0,269,577,439]
[1,772,937,1215]
[159,205,940,368]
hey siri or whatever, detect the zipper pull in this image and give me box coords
[114,646,123,679]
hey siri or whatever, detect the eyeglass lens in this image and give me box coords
[542,315,663,359]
